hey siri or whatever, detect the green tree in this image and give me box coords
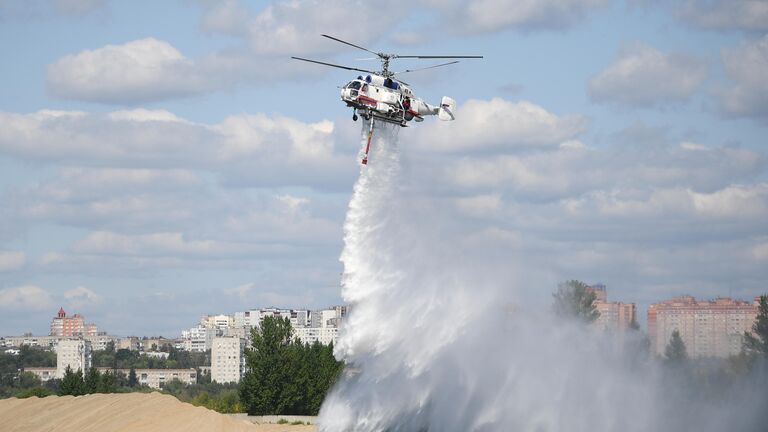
[17,371,42,389]
[552,280,600,323]
[84,367,101,393]
[743,295,768,358]
[664,329,688,365]
[128,367,138,387]
[308,341,344,414]
[19,346,56,367]
[59,366,86,396]
[240,316,295,415]
[16,386,54,398]
[97,370,116,393]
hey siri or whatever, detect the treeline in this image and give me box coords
[240,316,344,415]
[92,342,210,369]
[0,346,58,398]
[163,379,242,413]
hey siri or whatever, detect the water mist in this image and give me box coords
[317,122,767,432]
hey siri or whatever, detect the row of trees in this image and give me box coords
[239,316,344,415]
[162,379,242,413]
[92,342,210,370]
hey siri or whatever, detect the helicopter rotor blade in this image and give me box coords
[394,78,410,86]
[396,55,483,59]
[321,34,381,57]
[291,57,376,74]
[393,61,460,75]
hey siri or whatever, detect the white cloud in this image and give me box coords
[224,282,256,300]
[52,0,104,15]
[46,38,213,104]
[0,109,353,188]
[0,251,25,271]
[720,35,768,120]
[589,44,707,107]
[676,0,768,32]
[72,231,261,258]
[565,183,768,221]
[451,0,610,33]
[753,241,768,261]
[0,285,53,310]
[200,0,407,55]
[64,286,103,308]
[412,98,587,153]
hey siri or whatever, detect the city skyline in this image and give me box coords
[1,1,766,336]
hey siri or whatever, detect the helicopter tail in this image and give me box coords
[438,96,456,121]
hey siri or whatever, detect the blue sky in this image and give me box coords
[0,0,766,336]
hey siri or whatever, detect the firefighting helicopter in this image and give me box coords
[292,34,482,164]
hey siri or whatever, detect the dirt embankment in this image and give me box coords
[0,392,316,432]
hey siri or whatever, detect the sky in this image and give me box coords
[0,0,766,337]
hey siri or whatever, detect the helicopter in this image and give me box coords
[292,34,482,164]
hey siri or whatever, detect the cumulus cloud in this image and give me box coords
[440,0,610,33]
[719,35,768,120]
[0,251,25,271]
[64,286,103,308]
[0,285,53,310]
[589,44,707,107]
[46,38,217,104]
[412,98,587,152]
[199,0,407,55]
[425,135,762,199]
[0,109,354,188]
[676,0,768,32]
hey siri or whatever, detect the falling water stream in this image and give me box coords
[316,121,766,432]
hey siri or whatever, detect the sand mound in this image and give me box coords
[0,392,315,432]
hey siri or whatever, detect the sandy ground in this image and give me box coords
[0,392,316,432]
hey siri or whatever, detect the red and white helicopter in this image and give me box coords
[293,35,482,164]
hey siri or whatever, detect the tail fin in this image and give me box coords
[438,96,456,121]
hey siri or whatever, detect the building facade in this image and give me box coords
[587,284,637,333]
[648,296,758,358]
[211,336,245,383]
[50,308,98,337]
[294,326,339,346]
[56,339,92,378]
[181,326,214,352]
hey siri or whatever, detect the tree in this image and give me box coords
[84,367,101,393]
[128,367,138,387]
[240,316,295,415]
[743,295,768,358]
[59,366,86,396]
[664,329,688,365]
[97,370,116,393]
[552,280,600,323]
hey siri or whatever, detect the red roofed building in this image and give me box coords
[50,307,99,337]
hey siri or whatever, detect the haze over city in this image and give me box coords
[1,0,766,340]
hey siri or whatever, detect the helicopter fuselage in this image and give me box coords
[340,74,438,126]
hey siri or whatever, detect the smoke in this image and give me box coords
[317,122,767,431]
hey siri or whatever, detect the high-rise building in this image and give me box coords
[586,284,637,333]
[294,326,339,346]
[56,339,92,378]
[211,336,245,383]
[181,325,214,352]
[648,296,758,358]
[50,308,98,337]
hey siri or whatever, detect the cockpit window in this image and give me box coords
[347,81,362,90]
